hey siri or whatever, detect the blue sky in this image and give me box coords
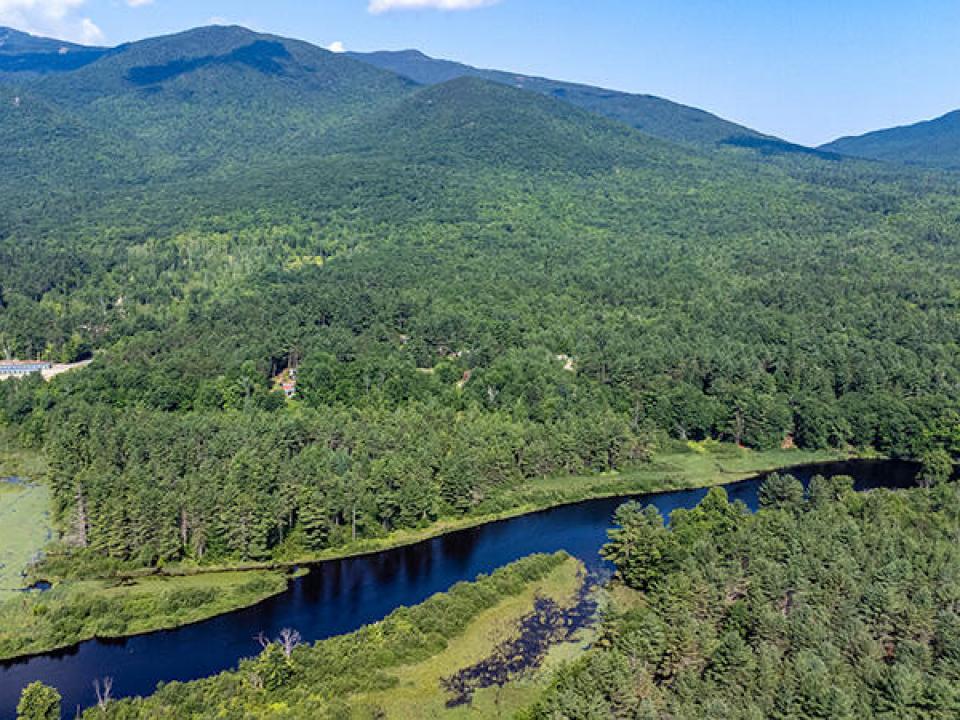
[2,0,958,146]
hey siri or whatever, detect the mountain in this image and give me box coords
[340,75,699,174]
[821,110,960,169]
[3,25,960,720]
[29,25,413,111]
[0,26,415,197]
[0,27,815,156]
[7,23,759,232]
[0,26,97,55]
[347,48,770,148]
[0,26,107,74]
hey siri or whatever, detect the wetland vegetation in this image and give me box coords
[0,19,958,719]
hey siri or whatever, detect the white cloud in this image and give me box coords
[0,0,83,23]
[126,0,153,7]
[0,0,104,44]
[327,40,345,53]
[368,0,500,14]
[78,15,101,42]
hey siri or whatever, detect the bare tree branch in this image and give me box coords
[93,676,113,709]
[279,627,302,659]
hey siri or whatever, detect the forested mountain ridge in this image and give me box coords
[822,109,960,169]
[0,24,958,575]
[0,27,773,149]
[0,26,414,198]
[338,76,704,172]
[0,26,106,76]
[347,48,773,148]
[33,25,411,104]
[0,26,100,56]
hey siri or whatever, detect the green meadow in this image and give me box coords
[0,430,50,594]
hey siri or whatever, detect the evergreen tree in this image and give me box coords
[17,682,61,720]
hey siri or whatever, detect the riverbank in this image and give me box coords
[0,442,855,662]
[117,442,855,579]
[0,569,296,662]
[3,455,915,717]
[348,554,590,718]
[65,553,584,719]
[0,431,298,662]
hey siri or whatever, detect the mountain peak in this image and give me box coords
[109,25,276,65]
[0,26,108,74]
[29,25,415,103]
[347,74,684,174]
[0,26,97,53]
[361,49,431,60]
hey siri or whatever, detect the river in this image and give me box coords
[0,459,926,716]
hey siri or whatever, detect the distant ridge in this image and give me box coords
[0,25,415,192]
[820,110,960,170]
[0,26,100,55]
[0,26,107,74]
[0,21,851,204]
[347,48,772,148]
[0,25,811,154]
[341,75,698,173]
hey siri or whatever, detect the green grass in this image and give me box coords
[350,556,586,719]
[0,481,51,594]
[499,441,854,508]
[0,568,293,660]
[0,429,51,594]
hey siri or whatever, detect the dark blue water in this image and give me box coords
[0,459,922,717]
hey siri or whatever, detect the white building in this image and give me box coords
[0,361,53,380]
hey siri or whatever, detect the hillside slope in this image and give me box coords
[0,25,414,195]
[821,109,960,169]
[0,26,959,689]
[0,26,106,74]
[0,28,818,156]
[338,75,701,173]
[348,48,769,148]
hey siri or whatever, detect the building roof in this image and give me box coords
[0,361,52,372]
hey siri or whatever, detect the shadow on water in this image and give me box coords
[0,459,928,716]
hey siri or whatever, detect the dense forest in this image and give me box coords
[527,477,960,719]
[346,48,772,148]
[0,26,959,572]
[16,477,960,719]
[2,20,960,720]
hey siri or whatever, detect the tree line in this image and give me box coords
[527,477,960,718]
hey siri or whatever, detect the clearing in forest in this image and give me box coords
[0,480,51,593]
[0,433,51,593]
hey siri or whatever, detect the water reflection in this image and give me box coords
[0,459,926,716]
